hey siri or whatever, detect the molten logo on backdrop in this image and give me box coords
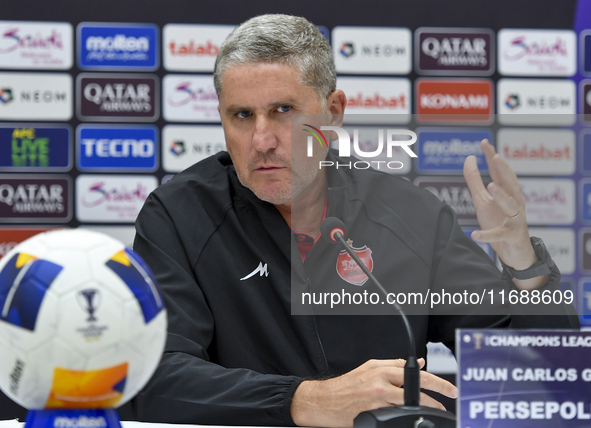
[78,23,158,70]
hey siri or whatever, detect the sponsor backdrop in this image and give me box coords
[0,0,590,419]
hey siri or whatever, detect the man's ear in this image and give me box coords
[327,90,346,127]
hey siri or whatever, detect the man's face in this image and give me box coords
[217,62,330,206]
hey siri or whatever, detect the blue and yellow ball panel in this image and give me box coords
[0,253,63,331]
[45,363,128,408]
[106,249,164,323]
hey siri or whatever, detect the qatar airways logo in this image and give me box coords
[303,125,417,171]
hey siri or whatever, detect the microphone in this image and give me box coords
[320,217,455,428]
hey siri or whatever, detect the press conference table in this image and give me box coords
[0,420,287,428]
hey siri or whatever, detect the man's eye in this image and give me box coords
[236,111,251,119]
[277,106,292,113]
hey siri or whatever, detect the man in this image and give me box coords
[132,14,577,427]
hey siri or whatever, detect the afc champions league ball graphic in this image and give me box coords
[0,229,167,410]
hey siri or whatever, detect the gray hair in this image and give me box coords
[213,14,336,108]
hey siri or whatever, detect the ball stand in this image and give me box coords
[24,409,122,428]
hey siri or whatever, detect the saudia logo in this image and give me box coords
[167,81,218,107]
[82,181,149,208]
[303,124,417,170]
[0,27,64,53]
[504,36,568,61]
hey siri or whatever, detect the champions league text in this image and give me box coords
[301,288,574,309]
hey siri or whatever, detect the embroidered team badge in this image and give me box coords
[336,239,374,286]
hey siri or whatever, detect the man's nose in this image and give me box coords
[252,115,279,152]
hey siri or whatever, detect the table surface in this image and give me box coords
[0,420,285,428]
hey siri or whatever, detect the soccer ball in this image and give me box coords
[0,229,167,410]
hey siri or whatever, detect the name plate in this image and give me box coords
[457,329,591,427]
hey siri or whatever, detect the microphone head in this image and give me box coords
[320,217,347,244]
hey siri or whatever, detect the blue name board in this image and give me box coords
[416,129,491,173]
[78,23,159,70]
[0,125,71,171]
[77,126,158,171]
[458,329,591,428]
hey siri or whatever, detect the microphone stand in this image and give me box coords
[331,232,456,428]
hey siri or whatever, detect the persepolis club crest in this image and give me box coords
[336,240,374,286]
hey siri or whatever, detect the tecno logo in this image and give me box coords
[81,139,154,157]
[77,125,158,171]
[416,79,493,123]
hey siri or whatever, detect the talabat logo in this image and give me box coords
[77,74,159,122]
[416,129,491,174]
[0,21,73,69]
[77,125,158,172]
[497,128,575,176]
[520,178,575,225]
[78,23,158,70]
[415,28,494,75]
[0,72,72,120]
[303,125,417,172]
[581,81,591,125]
[332,27,411,74]
[416,79,493,124]
[162,125,225,173]
[0,125,71,171]
[75,175,157,222]
[498,29,576,76]
[163,75,219,122]
[163,24,234,72]
[336,77,411,125]
[0,175,71,222]
[497,79,575,126]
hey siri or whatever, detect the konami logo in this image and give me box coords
[416,79,493,124]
